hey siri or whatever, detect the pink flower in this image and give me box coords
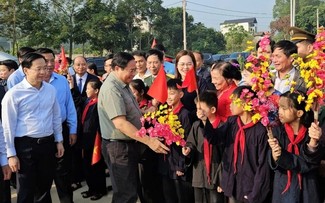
[261,117,269,126]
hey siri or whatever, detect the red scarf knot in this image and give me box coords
[81,98,98,125]
[233,117,255,174]
[204,116,221,185]
[282,124,307,194]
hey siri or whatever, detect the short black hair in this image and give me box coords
[21,53,45,69]
[146,49,164,62]
[104,53,114,63]
[153,44,166,52]
[0,60,18,71]
[132,50,147,59]
[193,51,204,60]
[198,90,218,109]
[17,47,35,60]
[167,78,182,90]
[35,48,55,58]
[280,91,314,128]
[273,40,297,57]
[87,79,102,91]
[111,52,134,71]
[87,63,98,75]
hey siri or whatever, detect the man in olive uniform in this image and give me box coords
[289,26,315,61]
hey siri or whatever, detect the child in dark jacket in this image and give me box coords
[183,91,225,203]
[204,86,271,203]
[268,91,321,203]
[158,78,193,203]
[80,79,106,201]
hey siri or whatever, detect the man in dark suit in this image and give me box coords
[67,56,100,191]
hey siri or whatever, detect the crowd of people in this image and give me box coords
[0,25,324,203]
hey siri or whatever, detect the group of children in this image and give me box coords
[129,77,324,203]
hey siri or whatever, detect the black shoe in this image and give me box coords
[107,185,113,191]
[90,193,103,201]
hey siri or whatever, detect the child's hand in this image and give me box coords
[176,171,184,176]
[217,186,223,193]
[196,108,206,121]
[308,122,322,149]
[182,146,191,156]
[268,138,281,161]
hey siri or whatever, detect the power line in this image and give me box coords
[163,1,182,8]
[187,9,273,19]
[187,1,272,16]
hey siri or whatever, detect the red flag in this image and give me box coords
[60,46,68,70]
[178,67,197,92]
[147,65,167,103]
[91,132,101,165]
[151,38,157,48]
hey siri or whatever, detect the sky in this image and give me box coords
[162,0,276,32]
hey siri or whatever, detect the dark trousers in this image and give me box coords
[137,148,164,203]
[2,180,11,203]
[15,135,56,203]
[162,176,194,203]
[0,172,3,203]
[54,122,73,203]
[194,187,225,203]
[82,148,106,194]
[102,139,139,203]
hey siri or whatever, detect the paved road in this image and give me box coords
[10,178,114,203]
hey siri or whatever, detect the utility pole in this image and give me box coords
[182,0,187,50]
[290,0,295,26]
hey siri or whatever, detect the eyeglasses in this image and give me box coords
[178,62,193,68]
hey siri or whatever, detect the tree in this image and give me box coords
[295,5,325,33]
[270,15,291,39]
[152,7,194,56]
[48,0,85,57]
[271,0,323,38]
[224,25,252,52]
[188,22,226,53]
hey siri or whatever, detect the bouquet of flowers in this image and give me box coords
[292,27,325,116]
[243,36,280,138]
[136,104,186,146]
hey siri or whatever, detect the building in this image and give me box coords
[220,18,257,35]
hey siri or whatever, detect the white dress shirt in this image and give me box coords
[0,121,7,166]
[1,78,63,157]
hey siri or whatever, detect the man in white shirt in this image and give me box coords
[272,40,306,93]
[132,50,151,81]
[2,53,64,203]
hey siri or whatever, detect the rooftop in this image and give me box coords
[221,18,257,25]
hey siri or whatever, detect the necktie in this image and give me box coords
[78,78,82,92]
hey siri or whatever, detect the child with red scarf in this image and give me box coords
[204,86,271,203]
[80,79,106,201]
[158,78,193,203]
[130,79,152,113]
[268,91,321,203]
[183,91,225,203]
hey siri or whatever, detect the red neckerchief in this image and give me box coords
[139,98,149,109]
[282,123,307,194]
[204,116,221,185]
[81,98,98,125]
[233,117,255,173]
[172,102,184,114]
